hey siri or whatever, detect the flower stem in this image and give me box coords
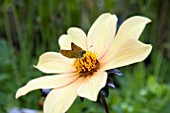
[102,96,110,113]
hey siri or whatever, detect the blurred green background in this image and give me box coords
[0,0,170,113]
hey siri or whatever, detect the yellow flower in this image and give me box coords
[16,13,152,113]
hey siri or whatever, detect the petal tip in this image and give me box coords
[33,65,37,68]
[15,93,19,99]
[33,65,41,71]
[15,89,24,99]
[67,27,81,33]
[133,16,151,23]
[15,94,20,99]
[148,44,153,53]
[139,43,152,62]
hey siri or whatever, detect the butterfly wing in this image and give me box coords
[60,42,85,58]
[59,50,80,58]
[71,42,82,51]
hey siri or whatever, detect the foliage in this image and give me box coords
[0,0,170,113]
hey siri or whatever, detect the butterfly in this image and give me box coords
[59,42,86,58]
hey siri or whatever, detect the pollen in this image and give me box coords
[73,51,100,76]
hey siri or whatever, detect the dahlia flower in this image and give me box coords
[16,13,152,113]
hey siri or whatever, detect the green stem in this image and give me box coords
[102,96,110,113]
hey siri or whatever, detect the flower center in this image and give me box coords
[73,51,100,77]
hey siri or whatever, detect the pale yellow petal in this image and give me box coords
[67,27,87,50]
[102,16,151,60]
[16,73,79,99]
[116,16,151,40]
[77,71,107,101]
[87,13,118,58]
[35,52,76,74]
[44,77,84,113]
[58,34,71,50]
[100,39,152,71]
[58,27,87,50]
